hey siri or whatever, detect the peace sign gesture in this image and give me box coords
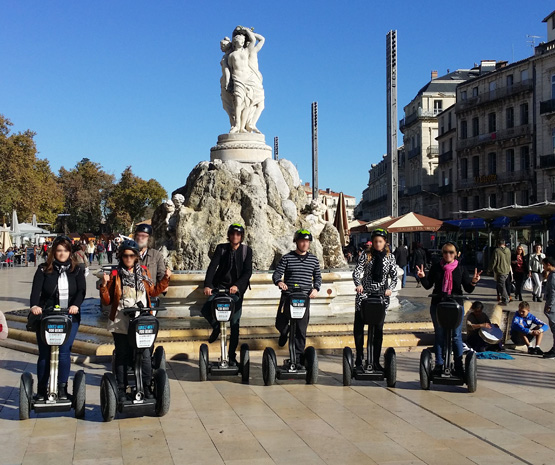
[416,265,426,278]
[472,268,483,284]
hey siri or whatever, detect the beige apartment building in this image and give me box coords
[399,69,475,218]
[303,183,357,222]
[436,104,457,218]
[454,59,534,212]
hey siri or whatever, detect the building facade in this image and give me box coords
[303,183,357,222]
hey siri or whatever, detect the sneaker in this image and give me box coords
[117,388,127,403]
[537,298,543,303]
[543,349,555,359]
[295,363,306,371]
[228,354,237,367]
[355,365,364,374]
[278,326,290,347]
[432,364,443,376]
[208,326,220,343]
[528,347,536,355]
[144,386,154,400]
[373,363,384,372]
[535,347,544,356]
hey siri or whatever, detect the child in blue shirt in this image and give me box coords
[511,301,549,355]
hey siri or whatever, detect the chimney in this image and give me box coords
[326,188,331,194]
[431,70,438,80]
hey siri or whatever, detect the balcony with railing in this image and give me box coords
[458,124,531,151]
[407,146,421,160]
[540,154,555,169]
[457,170,531,189]
[399,108,441,130]
[426,145,439,157]
[456,80,533,112]
[438,150,453,164]
[540,99,555,115]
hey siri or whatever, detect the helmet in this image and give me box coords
[371,228,388,239]
[135,224,153,236]
[227,223,245,237]
[293,229,313,242]
[118,239,139,256]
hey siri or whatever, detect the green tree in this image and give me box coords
[58,158,115,233]
[107,166,167,234]
[0,114,63,225]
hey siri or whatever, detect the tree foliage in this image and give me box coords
[0,115,63,224]
[58,158,114,233]
[107,167,167,234]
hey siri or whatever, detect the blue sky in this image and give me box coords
[0,1,550,203]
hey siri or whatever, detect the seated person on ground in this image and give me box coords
[511,301,548,355]
[466,301,501,352]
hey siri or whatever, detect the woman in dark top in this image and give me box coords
[416,241,481,375]
[30,235,86,400]
[511,245,526,302]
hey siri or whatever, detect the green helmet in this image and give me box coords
[293,229,313,242]
[371,228,388,239]
[227,223,245,237]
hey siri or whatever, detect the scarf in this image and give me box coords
[118,263,152,293]
[54,260,71,309]
[371,249,387,282]
[440,259,458,295]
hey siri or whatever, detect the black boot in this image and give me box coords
[34,385,47,402]
[58,383,68,400]
[117,385,127,402]
[208,325,220,343]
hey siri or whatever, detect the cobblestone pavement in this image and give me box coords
[1,265,554,464]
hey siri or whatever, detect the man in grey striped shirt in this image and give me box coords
[272,229,322,369]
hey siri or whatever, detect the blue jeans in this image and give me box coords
[401,265,409,288]
[36,316,80,389]
[430,304,463,368]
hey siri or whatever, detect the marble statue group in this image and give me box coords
[220,26,265,134]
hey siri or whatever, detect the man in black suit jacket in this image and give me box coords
[201,224,253,365]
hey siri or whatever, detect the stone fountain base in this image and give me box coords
[210,133,272,163]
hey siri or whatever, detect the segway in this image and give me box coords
[19,307,86,420]
[199,289,250,384]
[419,298,477,393]
[100,302,170,422]
[342,295,396,387]
[262,289,318,385]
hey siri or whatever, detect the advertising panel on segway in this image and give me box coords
[199,289,250,384]
[100,302,170,421]
[419,296,477,393]
[342,295,397,387]
[19,307,86,420]
[262,287,318,386]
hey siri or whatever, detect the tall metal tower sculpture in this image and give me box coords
[386,30,398,248]
[311,102,319,200]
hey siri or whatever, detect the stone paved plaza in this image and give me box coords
[1,265,555,464]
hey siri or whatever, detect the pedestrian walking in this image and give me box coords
[491,239,511,305]
[86,240,95,264]
[394,242,409,288]
[527,244,545,302]
[512,245,526,301]
[542,257,555,358]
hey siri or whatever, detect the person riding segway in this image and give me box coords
[99,240,170,420]
[200,223,253,369]
[20,235,87,420]
[344,228,398,386]
[263,229,321,385]
[416,241,482,392]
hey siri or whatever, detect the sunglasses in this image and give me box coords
[121,253,136,258]
[443,250,456,255]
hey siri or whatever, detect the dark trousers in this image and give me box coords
[112,332,152,389]
[514,271,525,299]
[107,251,113,264]
[36,316,79,391]
[275,299,309,363]
[201,294,242,357]
[354,310,384,365]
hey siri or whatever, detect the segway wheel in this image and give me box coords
[199,344,209,382]
[154,369,171,417]
[262,347,276,386]
[19,372,33,421]
[465,351,478,393]
[240,343,250,385]
[304,346,318,385]
[73,370,86,419]
[419,349,432,390]
[153,346,167,372]
[100,373,117,422]
[111,349,116,375]
[384,347,397,388]
[342,347,353,387]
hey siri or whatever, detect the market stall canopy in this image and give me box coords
[458,201,555,220]
[332,192,349,246]
[349,216,392,234]
[378,212,456,233]
[0,223,12,250]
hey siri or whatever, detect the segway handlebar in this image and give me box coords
[122,302,166,316]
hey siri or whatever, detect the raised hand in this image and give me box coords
[416,265,425,278]
[472,268,483,283]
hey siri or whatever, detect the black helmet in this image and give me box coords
[135,223,153,236]
[118,239,139,257]
[371,228,388,239]
[293,229,313,242]
[227,223,245,237]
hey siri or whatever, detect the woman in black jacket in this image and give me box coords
[416,242,481,375]
[30,236,86,400]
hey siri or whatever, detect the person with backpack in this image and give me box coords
[272,229,322,370]
[201,224,253,366]
[134,224,169,287]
